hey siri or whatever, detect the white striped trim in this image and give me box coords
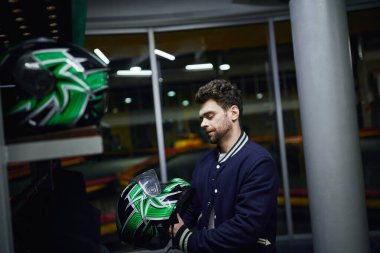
[219,131,248,163]
[180,228,192,252]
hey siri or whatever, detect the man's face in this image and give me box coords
[199,99,233,144]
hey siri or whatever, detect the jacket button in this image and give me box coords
[214,189,218,193]
[216,165,220,169]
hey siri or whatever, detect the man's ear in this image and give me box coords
[229,105,240,121]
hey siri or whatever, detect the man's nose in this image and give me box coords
[200,118,207,128]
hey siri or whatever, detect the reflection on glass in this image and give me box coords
[82,33,161,250]
[86,33,159,154]
[275,20,310,234]
[348,7,380,231]
[155,23,287,234]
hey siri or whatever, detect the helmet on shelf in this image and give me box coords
[116,169,192,249]
[0,37,109,138]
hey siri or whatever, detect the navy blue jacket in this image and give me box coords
[174,132,278,253]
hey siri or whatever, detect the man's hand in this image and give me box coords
[169,213,184,236]
[169,213,192,250]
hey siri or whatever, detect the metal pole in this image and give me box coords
[289,1,370,252]
[148,28,168,183]
[268,18,294,237]
[0,89,14,253]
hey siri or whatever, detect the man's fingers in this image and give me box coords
[177,213,184,223]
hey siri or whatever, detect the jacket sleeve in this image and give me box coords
[177,158,278,253]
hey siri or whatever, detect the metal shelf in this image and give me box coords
[6,135,103,163]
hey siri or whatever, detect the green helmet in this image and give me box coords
[116,169,191,249]
[0,37,108,139]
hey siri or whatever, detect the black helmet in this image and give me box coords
[116,169,192,249]
[0,37,109,139]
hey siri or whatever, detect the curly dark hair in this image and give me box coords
[195,79,243,116]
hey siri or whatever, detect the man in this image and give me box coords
[170,79,279,253]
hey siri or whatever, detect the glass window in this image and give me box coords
[84,33,158,249]
[348,7,380,231]
[155,23,287,235]
[275,20,310,234]
[85,34,158,155]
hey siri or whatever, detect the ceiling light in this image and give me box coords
[219,64,230,71]
[94,48,110,64]
[117,67,152,77]
[154,49,175,61]
[185,63,213,71]
[130,66,141,71]
[167,91,176,97]
[0,84,16,88]
[124,97,132,104]
[46,5,56,11]
[182,100,190,107]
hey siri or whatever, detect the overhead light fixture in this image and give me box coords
[46,5,57,11]
[124,97,132,104]
[219,64,230,71]
[0,84,16,88]
[94,48,110,65]
[154,49,175,61]
[167,91,176,97]
[185,63,213,71]
[117,66,152,77]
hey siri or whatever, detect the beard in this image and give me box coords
[208,131,220,144]
[206,117,232,144]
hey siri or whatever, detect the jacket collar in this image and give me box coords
[218,131,248,163]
